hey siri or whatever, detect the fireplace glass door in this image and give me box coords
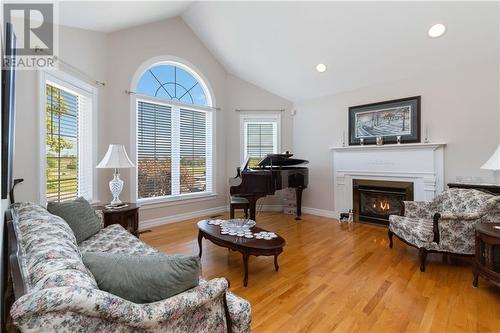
[353,179,413,225]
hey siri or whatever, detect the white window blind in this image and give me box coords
[77,89,94,200]
[45,80,94,202]
[243,120,278,167]
[137,101,172,199]
[179,108,210,194]
[137,100,213,201]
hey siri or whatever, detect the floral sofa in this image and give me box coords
[388,188,500,271]
[9,202,251,332]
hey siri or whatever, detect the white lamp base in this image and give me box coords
[109,171,124,206]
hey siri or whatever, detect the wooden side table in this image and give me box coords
[473,223,500,287]
[93,203,140,237]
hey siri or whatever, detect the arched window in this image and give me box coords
[136,63,211,107]
[135,61,213,203]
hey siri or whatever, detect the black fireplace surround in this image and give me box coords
[353,179,414,225]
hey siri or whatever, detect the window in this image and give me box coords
[43,73,95,203]
[240,113,280,168]
[136,63,213,202]
[136,63,210,106]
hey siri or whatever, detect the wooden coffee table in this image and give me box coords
[197,220,285,287]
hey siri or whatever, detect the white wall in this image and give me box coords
[294,62,500,213]
[0,37,7,327]
[102,17,230,222]
[16,12,498,224]
[13,25,108,203]
[224,74,293,206]
[102,18,293,222]
[13,16,293,225]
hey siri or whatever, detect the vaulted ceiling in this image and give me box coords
[59,1,191,32]
[59,1,499,102]
[183,1,499,102]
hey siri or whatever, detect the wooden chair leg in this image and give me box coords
[388,230,393,249]
[244,208,248,219]
[419,248,427,272]
[230,206,235,219]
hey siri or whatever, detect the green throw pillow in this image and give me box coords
[82,252,200,303]
[47,197,101,243]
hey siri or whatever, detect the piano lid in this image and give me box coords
[256,152,309,167]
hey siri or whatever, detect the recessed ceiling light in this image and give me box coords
[428,23,446,38]
[316,63,327,73]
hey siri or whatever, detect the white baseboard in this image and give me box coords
[258,204,284,212]
[224,204,284,212]
[259,204,338,219]
[139,206,227,231]
[139,204,338,230]
[302,206,338,219]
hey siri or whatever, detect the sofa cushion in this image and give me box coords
[47,197,102,243]
[83,252,200,303]
[79,224,158,255]
[389,215,439,250]
[11,202,98,293]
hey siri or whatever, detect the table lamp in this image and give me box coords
[481,144,500,171]
[97,144,135,205]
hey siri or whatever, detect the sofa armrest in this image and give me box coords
[226,290,252,333]
[11,278,229,330]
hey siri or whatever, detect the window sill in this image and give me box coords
[138,193,218,210]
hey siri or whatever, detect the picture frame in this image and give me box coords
[348,96,421,145]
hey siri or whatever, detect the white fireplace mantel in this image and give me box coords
[330,143,446,216]
[330,142,446,152]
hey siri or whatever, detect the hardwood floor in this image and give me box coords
[141,212,500,333]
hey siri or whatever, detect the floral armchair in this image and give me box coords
[388,188,500,272]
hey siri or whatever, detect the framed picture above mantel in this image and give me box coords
[348,96,421,145]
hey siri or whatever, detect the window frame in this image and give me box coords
[239,112,282,165]
[38,70,98,205]
[132,61,216,206]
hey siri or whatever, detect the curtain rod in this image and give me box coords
[35,48,106,87]
[125,90,221,111]
[235,108,286,112]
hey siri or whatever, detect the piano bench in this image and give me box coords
[230,197,250,219]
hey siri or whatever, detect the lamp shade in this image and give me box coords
[481,144,500,171]
[97,144,135,169]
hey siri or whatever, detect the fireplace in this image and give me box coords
[353,179,413,225]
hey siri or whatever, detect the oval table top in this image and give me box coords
[197,219,285,251]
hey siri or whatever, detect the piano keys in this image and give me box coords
[229,152,309,221]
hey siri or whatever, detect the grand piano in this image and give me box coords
[229,152,309,221]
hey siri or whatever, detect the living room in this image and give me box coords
[1,1,499,332]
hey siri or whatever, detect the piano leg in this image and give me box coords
[295,186,304,220]
[248,197,257,221]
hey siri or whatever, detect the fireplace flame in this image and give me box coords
[373,201,391,211]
